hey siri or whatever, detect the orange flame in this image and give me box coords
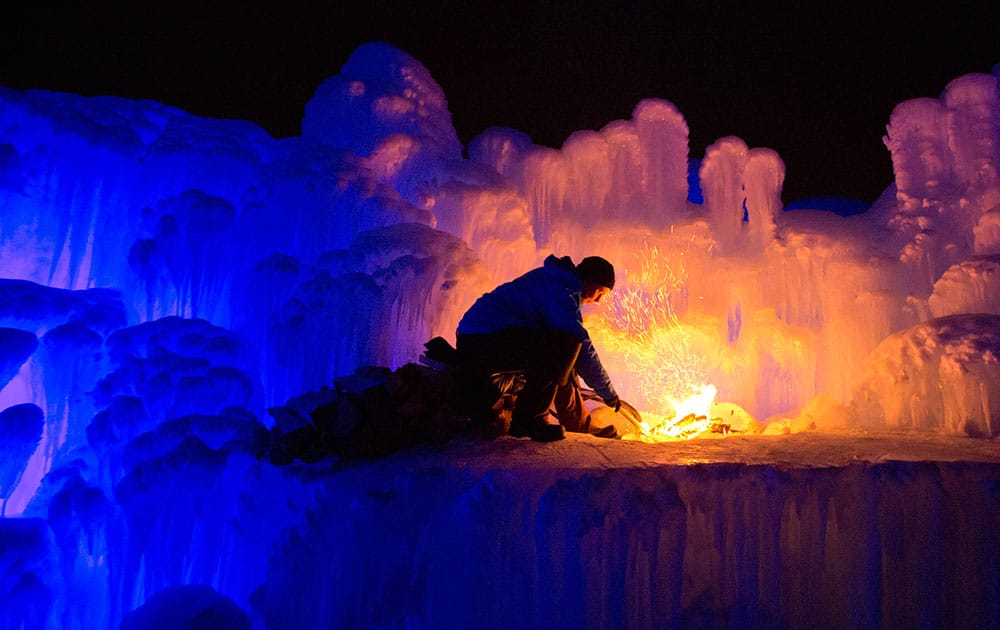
[589,244,727,441]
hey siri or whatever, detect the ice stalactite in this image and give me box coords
[511,146,568,246]
[757,213,915,407]
[266,266,384,406]
[0,282,126,515]
[128,190,237,323]
[302,42,462,161]
[975,205,1000,254]
[28,311,298,628]
[110,420,267,623]
[601,121,648,223]
[38,322,104,455]
[140,115,271,201]
[884,98,955,203]
[562,130,615,226]
[426,173,538,283]
[86,317,259,493]
[348,223,492,364]
[249,142,435,258]
[0,404,43,516]
[696,137,784,257]
[43,466,112,630]
[0,90,142,289]
[882,98,958,290]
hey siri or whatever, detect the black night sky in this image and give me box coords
[1,2,997,203]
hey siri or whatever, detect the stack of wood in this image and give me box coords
[265,362,471,464]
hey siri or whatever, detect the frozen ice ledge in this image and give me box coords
[263,432,999,629]
[10,431,997,628]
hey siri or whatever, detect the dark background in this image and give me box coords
[2,2,997,203]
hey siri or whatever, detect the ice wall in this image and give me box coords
[1,41,999,627]
[249,443,1000,629]
[0,45,997,465]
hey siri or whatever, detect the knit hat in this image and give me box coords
[575,256,615,290]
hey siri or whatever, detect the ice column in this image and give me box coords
[562,130,613,225]
[883,98,962,287]
[634,99,690,221]
[943,73,1000,190]
[884,98,955,202]
[510,146,567,245]
[744,148,784,253]
[473,99,690,248]
[700,136,748,253]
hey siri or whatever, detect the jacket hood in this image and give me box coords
[542,255,580,288]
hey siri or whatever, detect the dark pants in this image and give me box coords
[456,328,589,431]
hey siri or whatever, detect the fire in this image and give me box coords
[634,385,719,442]
[588,244,750,441]
[667,383,717,424]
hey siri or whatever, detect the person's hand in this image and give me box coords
[604,395,621,413]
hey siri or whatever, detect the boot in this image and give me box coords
[509,414,565,442]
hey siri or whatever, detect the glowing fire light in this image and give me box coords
[667,383,717,425]
[638,383,718,439]
[588,244,741,441]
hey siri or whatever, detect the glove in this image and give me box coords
[604,395,621,413]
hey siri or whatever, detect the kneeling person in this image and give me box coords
[456,254,620,441]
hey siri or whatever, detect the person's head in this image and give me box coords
[576,256,615,304]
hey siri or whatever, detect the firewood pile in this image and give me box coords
[264,362,472,464]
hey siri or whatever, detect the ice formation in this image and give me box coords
[0,42,998,627]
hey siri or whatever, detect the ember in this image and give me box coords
[588,246,757,441]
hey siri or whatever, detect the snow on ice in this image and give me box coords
[0,42,999,627]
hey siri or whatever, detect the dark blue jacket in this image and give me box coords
[457,255,617,400]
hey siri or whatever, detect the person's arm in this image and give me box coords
[575,332,618,406]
